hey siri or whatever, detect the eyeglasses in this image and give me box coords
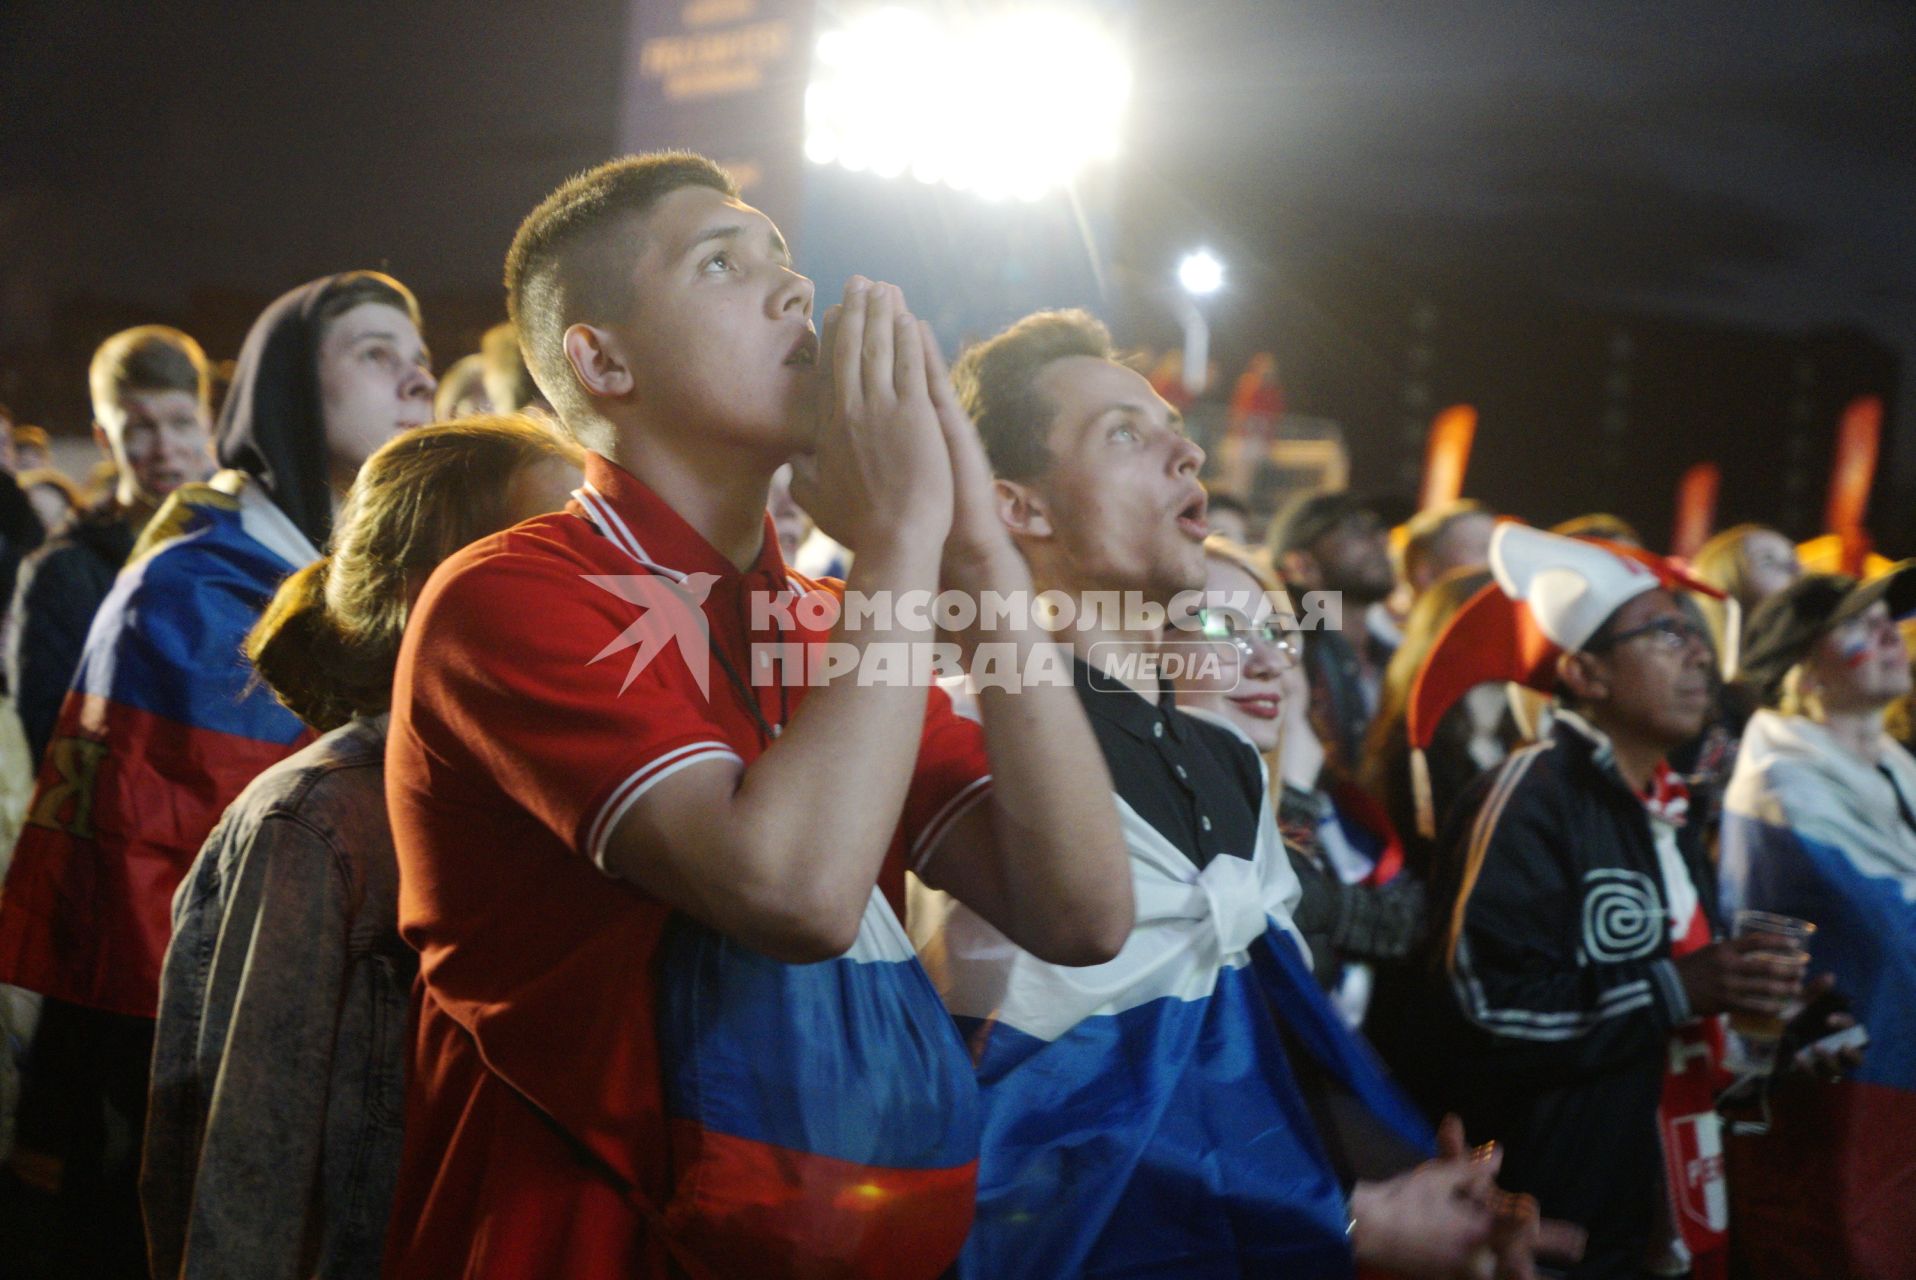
[1195,608,1301,665]
[1587,615,1711,654]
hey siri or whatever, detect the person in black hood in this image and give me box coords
[0,272,433,1280]
[208,270,436,550]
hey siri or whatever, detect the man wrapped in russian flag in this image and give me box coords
[911,309,1583,1279]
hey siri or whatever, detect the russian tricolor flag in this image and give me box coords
[1719,711,1916,1278]
[912,783,1431,1280]
[657,886,981,1280]
[0,483,312,1016]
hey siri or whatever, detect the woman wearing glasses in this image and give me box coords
[1171,537,1426,1028]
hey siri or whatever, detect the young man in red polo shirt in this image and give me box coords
[382,153,1132,1278]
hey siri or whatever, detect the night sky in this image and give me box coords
[3,0,1911,530]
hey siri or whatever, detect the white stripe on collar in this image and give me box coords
[572,483,810,595]
[580,482,655,561]
[571,484,687,582]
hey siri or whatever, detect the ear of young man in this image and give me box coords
[1557,650,1609,705]
[562,323,636,402]
[990,478,1052,544]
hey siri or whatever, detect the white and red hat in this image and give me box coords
[1404,523,1724,833]
[1490,523,1667,651]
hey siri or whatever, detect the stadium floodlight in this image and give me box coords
[804,5,1132,202]
[1177,249,1224,297]
[1173,250,1222,395]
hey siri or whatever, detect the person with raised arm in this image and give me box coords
[381,153,1129,1280]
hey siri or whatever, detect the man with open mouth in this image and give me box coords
[910,308,1581,1280]
[380,153,1131,1280]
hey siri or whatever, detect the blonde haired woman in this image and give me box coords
[143,417,581,1280]
[1690,523,1801,660]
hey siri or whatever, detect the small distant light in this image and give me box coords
[1178,250,1224,297]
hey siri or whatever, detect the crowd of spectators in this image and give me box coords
[0,151,1906,1280]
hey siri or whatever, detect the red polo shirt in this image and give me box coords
[383,453,991,1279]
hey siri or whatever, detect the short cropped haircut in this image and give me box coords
[504,152,737,442]
[951,309,1114,482]
[88,325,212,423]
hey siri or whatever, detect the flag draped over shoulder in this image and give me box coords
[1719,709,1916,1278]
[0,476,315,1017]
[655,887,982,1280]
[912,738,1431,1280]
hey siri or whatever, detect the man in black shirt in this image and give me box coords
[909,309,1579,1280]
[1070,656,1263,870]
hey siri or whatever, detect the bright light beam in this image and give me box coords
[1178,249,1224,297]
[804,5,1131,202]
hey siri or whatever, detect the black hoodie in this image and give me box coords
[7,273,396,767]
[215,273,369,551]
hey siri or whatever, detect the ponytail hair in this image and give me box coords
[247,414,583,730]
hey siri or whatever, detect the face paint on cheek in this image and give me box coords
[1838,633,1872,669]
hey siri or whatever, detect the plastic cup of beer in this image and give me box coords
[1723,909,1815,1075]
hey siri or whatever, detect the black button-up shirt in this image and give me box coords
[1072,657,1262,870]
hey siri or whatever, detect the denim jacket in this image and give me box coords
[144,714,413,1280]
